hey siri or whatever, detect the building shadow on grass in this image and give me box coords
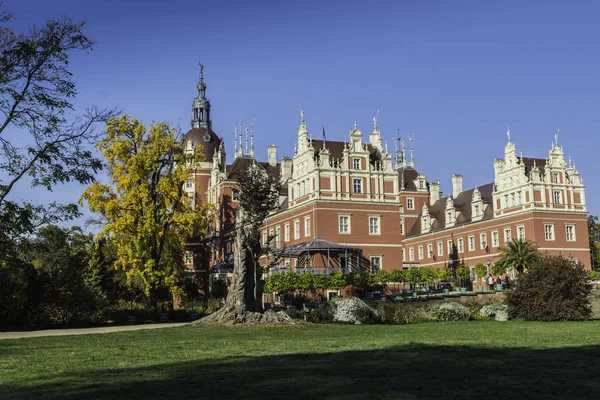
[1,344,599,400]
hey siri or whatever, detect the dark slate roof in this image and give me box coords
[271,237,360,257]
[310,139,382,166]
[184,127,221,159]
[521,157,546,178]
[406,182,495,237]
[226,157,281,180]
[398,168,419,190]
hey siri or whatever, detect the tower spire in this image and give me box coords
[191,63,211,129]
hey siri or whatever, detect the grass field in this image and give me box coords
[1,321,599,399]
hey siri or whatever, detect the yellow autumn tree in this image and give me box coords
[80,115,212,306]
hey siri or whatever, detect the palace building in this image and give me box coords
[181,67,591,291]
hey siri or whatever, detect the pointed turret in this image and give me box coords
[191,64,212,129]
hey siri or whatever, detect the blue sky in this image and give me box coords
[7,0,600,224]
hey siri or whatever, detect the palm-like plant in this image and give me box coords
[496,238,541,274]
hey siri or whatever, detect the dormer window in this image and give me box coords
[353,158,360,170]
[553,173,559,183]
[419,180,424,189]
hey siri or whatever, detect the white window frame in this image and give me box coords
[545,224,555,241]
[566,224,576,242]
[353,158,360,170]
[427,243,433,258]
[185,177,193,189]
[304,216,311,237]
[407,198,414,210]
[479,233,487,250]
[553,191,561,204]
[458,238,464,253]
[275,226,281,248]
[517,225,525,241]
[409,247,414,261]
[262,231,267,245]
[232,188,239,201]
[402,248,406,261]
[339,215,351,234]
[418,245,424,260]
[369,216,380,235]
[294,220,300,240]
[184,251,193,265]
[492,231,499,247]
[284,223,290,242]
[504,228,512,243]
[370,256,382,273]
[468,235,475,251]
[437,241,443,257]
[447,240,453,254]
[553,172,559,183]
[353,178,362,194]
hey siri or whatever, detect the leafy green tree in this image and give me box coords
[0,4,116,256]
[374,269,390,284]
[298,272,315,293]
[330,270,348,290]
[589,270,599,281]
[455,265,469,287]
[436,267,451,282]
[588,215,600,270]
[314,274,331,290]
[506,256,592,321]
[420,267,437,285]
[495,238,540,274]
[388,269,404,284]
[80,115,212,306]
[474,263,488,284]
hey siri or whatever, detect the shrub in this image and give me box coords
[479,303,509,321]
[429,302,470,321]
[307,301,337,323]
[393,302,432,324]
[589,270,599,281]
[506,256,592,321]
[331,297,379,324]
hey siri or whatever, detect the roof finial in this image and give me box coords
[568,156,572,168]
[244,127,249,155]
[373,110,379,131]
[233,124,238,158]
[199,63,204,81]
[555,129,559,148]
[238,122,243,154]
[409,133,415,167]
[385,140,388,154]
[250,120,255,157]
[507,126,511,142]
[353,120,357,130]
[300,107,304,124]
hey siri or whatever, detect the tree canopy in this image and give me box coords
[495,238,540,274]
[80,115,212,304]
[588,215,600,270]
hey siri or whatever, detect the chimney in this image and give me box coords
[429,182,442,204]
[267,144,277,166]
[451,174,463,198]
[280,157,292,183]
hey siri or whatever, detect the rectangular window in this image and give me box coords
[504,228,512,243]
[437,241,443,257]
[370,256,381,273]
[353,178,362,193]
[418,246,424,260]
[269,229,274,247]
[407,198,414,210]
[553,173,559,183]
[369,216,380,235]
[517,225,525,240]
[566,225,576,241]
[339,215,350,234]
[294,220,300,240]
[353,158,360,170]
[492,231,499,247]
[504,194,509,208]
[184,251,193,265]
[400,220,404,235]
[284,224,290,242]
[427,244,433,258]
[553,191,561,204]
[275,227,281,248]
[232,188,239,201]
[402,249,406,261]
[458,238,464,253]
[447,240,453,254]
[409,248,414,261]
[545,224,555,241]
[480,233,487,250]
[304,216,311,237]
[262,231,267,246]
[468,235,475,251]
[186,177,193,188]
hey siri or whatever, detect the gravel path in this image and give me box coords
[0,322,189,340]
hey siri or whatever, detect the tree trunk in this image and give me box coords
[195,217,293,324]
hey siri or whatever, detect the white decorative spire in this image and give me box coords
[250,121,255,157]
[409,134,415,167]
[555,129,559,148]
[507,128,511,142]
[244,127,249,155]
[373,110,379,131]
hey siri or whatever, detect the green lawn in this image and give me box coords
[1,321,599,399]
